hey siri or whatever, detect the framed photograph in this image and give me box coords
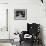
[14,9,27,20]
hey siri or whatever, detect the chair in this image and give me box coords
[19,23,40,46]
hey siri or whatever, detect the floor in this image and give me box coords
[0,43,13,46]
[0,41,43,46]
[19,41,43,46]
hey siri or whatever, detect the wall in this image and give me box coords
[0,0,8,3]
[8,0,42,36]
[0,3,9,39]
[0,0,13,46]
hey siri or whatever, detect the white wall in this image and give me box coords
[0,4,9,39]
[0,0,8,3]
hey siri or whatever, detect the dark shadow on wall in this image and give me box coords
[40,25,45,46]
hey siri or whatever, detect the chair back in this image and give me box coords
[27,23,40,36]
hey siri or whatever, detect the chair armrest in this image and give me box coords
[19,31,27,41]
[22,31,28,35]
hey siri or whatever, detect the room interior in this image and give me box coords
[0,0,46,46]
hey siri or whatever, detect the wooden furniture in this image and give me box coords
[19,23,41,46]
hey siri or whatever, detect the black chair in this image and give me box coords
[19,23,40,46]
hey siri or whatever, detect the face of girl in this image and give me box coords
[19,13,22,17]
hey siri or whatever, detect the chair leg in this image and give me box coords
[30,42,34,46]
[30,39,34,46]
[20,41,21,45]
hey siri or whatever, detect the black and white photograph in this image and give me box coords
[0,0,46,46]
[14,9,27,20]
